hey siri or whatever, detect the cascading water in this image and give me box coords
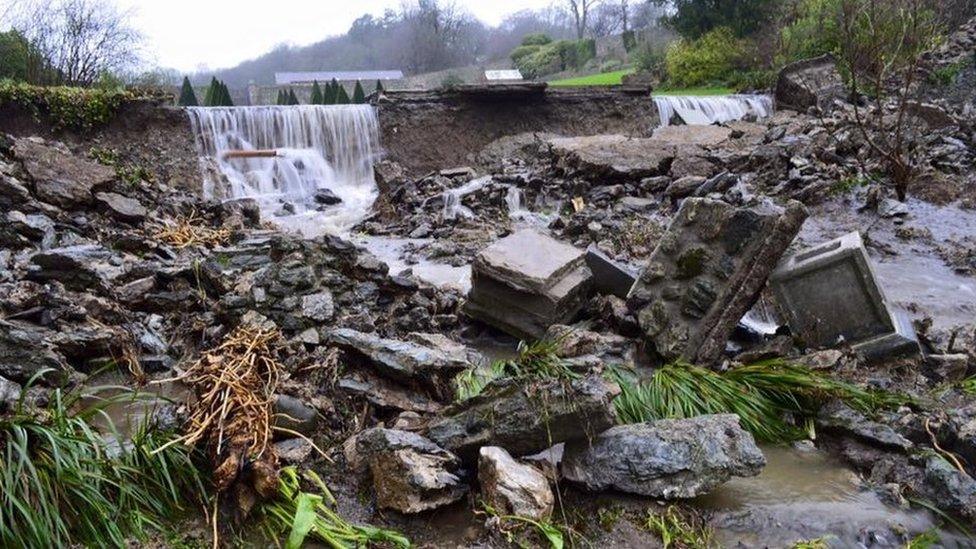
[653,95,774,127]
[441,175,491,220]
[186,104,380,236]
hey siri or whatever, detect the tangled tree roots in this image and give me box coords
[163,324,283,522]
[154,213,231,248]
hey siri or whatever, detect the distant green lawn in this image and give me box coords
[547,72,735,96]
[653,86,735,96]
[548,69,635,87]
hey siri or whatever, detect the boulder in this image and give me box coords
[562,414,766,498]
[345,428,467,514]
[923,456,976,524]
[585,245,639,299]
[547,135,674,182]
[12,138,115,209]
[478,446,553,520]
[627,198,807,365]
[28,245,124,293]
[273,395,318,436]
[0,375,22,411]
[328,328,471,400]
[775,54,845,112]
[426,374,619,462]
[94,192,147,223]
[816,400,913,451]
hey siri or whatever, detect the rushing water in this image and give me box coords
[653,95,774,127]
[186,105,380,236]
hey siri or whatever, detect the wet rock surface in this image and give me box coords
[562,415,766,498]
[478,446,554,520]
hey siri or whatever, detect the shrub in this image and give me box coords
[510,44,542,64]
[521,33,553,46]
[440,72,464,89]
[622,30,637,52]
[664,27,747,88]
[0,80,134,131]
[779,0,843,64]
[601,60,623,73]
[727,68,777,91]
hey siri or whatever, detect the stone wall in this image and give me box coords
[375,85,659,174]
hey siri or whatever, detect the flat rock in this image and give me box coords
[28,244,123,293]
[328,328,471,399]
[479,446,553,520]
[562,414,766,498]
[472,229,584,294]
[0,319,72,384]
[652,125,733,147]
[548,135,675,181]
[94,192,147,222]
[627,198,807,365]
[425,374,619,461]
[817,400,913,451]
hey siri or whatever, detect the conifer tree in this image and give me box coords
[276,90,287,105]
[335,84,350,104]
[322,82,335,105]
[329,79,341,104]
[352,80,366,103]
[288,89,299,105]
[178,76,198,106]
[310,80,323,104]
[220,81,234,106]
[203,77,218,106]
[375,79,384,94]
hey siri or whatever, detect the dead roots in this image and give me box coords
[155,213,231,249]
[164,324,284,520]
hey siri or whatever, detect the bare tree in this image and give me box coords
[566,0,602,39]
[9,0,143,86]
[833,0,942,200]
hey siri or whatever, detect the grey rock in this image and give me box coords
[562,414,766,498]
[426,374,619,461]
[923,456,976,524]
[472,229,584,294]
[273,395,318,436]
[628,198,807,365]
[479,446,553,520]
[665,176,706,199]
[28,244,123,292]
[345,428,467,514]
[94,192,147,223]
[275,438,314,465]
[0,319,72,384]
[0,375,23,411]
[817,400,913,451]
[775,54,846,112]
[301,291,334,322]
[547,135,674,181]
[12,138,115,209]
[329,328,471,399]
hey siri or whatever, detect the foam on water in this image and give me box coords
[654,95,774,127]
[186,105,380,236]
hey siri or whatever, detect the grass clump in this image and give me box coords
[790,536,833,548]
[454,338,578,401]
[479,501,567,549]
[611,360,905,443]
[0,80,135,131]
[258,467,410,549]
[961,377,976,396]
[644,506,714,549]
[0,383,205,547]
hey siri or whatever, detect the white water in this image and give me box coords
[654,95,773,127]
[441,175,491,220]
[186,105,380,236]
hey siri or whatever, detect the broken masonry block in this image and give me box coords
[585,245,639,299]
[769,231,920,362]
[627,198,807,366]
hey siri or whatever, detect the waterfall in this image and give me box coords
[653,95,773,127]
[186,105,380,236]
[505,185,525,217]
[441,175,491,220]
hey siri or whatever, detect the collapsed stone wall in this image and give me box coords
[375,85,659,174]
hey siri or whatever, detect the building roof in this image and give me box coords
[275,71,404,84]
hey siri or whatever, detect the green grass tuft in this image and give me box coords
[644,506,714,549]
[0,383,205,547]
[652,87,735,96]
[610,360,906,443]
[961,377,976,396]
[454,338,578,401]
[258,466,410,548]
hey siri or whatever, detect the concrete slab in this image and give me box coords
[770,232,920,360]
[585,245,638,299]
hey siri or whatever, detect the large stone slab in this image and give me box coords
[547,135,675,181]
[769,231,920,361]
[471,229,584,294]
[585,245,639,299]
[627,198,807,365]
[562,414,766,498]
[425,375,619,462]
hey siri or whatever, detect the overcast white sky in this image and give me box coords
[105,0,557,73]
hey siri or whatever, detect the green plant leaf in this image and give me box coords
[285,492,321,549]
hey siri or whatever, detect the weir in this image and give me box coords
[186,105,380,235]
[653,94,774,127]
